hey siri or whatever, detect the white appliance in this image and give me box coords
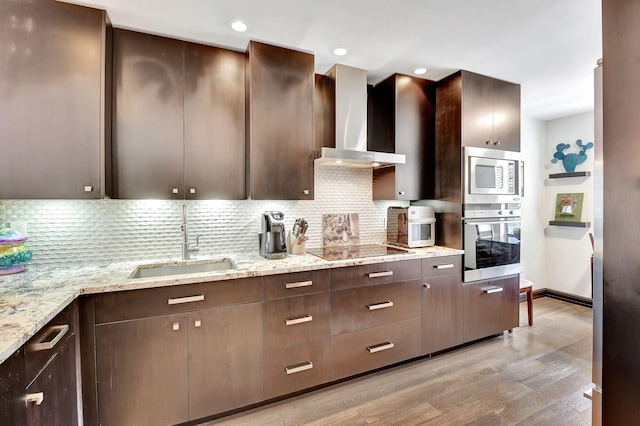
[386,206,436,248]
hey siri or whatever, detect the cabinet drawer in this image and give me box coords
[462,275,519,343]
[331,318,421,380]
[263,338,330,400]
[94,277,262,323]
[25,335,78,426]
[263,269,329,300]
[263,293,330,349]
[330,259,421,291]
[25,302,75,385]
[330,280,421,335]
[421,255,462,278]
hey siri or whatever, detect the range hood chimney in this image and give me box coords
[314,64,406,168]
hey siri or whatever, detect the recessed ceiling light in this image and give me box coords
[372,162,380,167]
[333,47,348,56]
[335,160,343,164]
[414,68,428,75]
[230,20,249,32]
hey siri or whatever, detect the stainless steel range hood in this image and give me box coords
[314,64,405,168]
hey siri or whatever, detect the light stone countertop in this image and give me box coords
[0,245,463,365]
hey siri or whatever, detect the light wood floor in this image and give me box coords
[204,297,593,426]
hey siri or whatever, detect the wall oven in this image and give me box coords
[465,147,524,204]
[463,206,521,282]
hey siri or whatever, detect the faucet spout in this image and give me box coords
[181,205,200,261]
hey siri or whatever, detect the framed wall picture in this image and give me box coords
[554,193,584,222]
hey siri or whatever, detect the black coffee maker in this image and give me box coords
[260,211,287,259]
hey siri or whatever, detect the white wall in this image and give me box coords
[544,111,595,298]
[520,116,547,290]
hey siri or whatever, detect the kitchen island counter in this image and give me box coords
[0,245,462,364]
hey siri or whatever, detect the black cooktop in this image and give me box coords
[306,244,413,261]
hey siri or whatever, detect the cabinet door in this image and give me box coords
[247,41,314,200]
[0,349,26,426]
[26,336,78,426]
[184,44,246,200]
[422,274,463,354]
[462,275,519,343]
[112,29,185,199]
[0,1,105,199]
[461,71,494,148]
[188,303,263,420]
[492,78,521,152]
[95,315,189,426]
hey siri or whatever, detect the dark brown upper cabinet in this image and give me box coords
[112,29,245,200]
[437,70,520,153]
[369,74,436,201]
[0,1,110,199]
[246,41,314,200]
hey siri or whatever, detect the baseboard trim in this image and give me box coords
[533,288,593,308]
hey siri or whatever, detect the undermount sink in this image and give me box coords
[129,258,237,279]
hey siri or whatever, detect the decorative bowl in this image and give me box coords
[0,228,33,274]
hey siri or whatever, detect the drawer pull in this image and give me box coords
[168,294,205,305]
[285,280,313,289]
[285,314,313,326]
[367,301,394,311]
[368,271,393,278]
[29,324,69,352]
[25,392,44,406]
[285,361,314,375]
[482,286,504,294]
[434,263,454,269]
[367,341,395,354]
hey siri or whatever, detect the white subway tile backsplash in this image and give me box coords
[0,167,408,266]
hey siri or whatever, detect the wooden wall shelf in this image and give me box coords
[549,221,591,228]
[549,171,591,179]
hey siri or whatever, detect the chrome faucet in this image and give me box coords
[181,204,199,261]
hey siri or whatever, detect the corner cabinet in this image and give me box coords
[437,70,520,153]
[246,41,314,200]
[370,74,436,201]
[0,1,110,199]
[112,29,245,200]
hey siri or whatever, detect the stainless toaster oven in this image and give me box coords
[386,206,435,248]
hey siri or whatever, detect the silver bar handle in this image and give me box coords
[367,341,395,354]
[367,301,394,311]
[29,325,69,352]
[435,264,454,269]
[25,392,44,406]
[168,294,205,305]
[482,286,504,294]
[285,361,314,375]
[285,314,313,326]
[368,271,393,278]
[285,280,313,289]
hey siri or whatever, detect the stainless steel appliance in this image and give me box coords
[464,147,524,204]
[260,211,287,259]
[386,206,436,248]
[463,205,521,282]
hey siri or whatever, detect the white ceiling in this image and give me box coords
[63,0,602,121]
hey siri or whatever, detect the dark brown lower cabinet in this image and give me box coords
[187,303,263,419]
[462,274,519,343]
[422,274,463,354]
[95,314,189,426]
[95,303,263,425]
[0,349,26,426]
[26,336,79,426]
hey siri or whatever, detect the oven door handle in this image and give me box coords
[464,218,520,226]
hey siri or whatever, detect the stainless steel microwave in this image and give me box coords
[386,206,435,248]
[464,147,524,204]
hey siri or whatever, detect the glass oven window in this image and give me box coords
[465,219,521,271]
[411,223,432,241]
